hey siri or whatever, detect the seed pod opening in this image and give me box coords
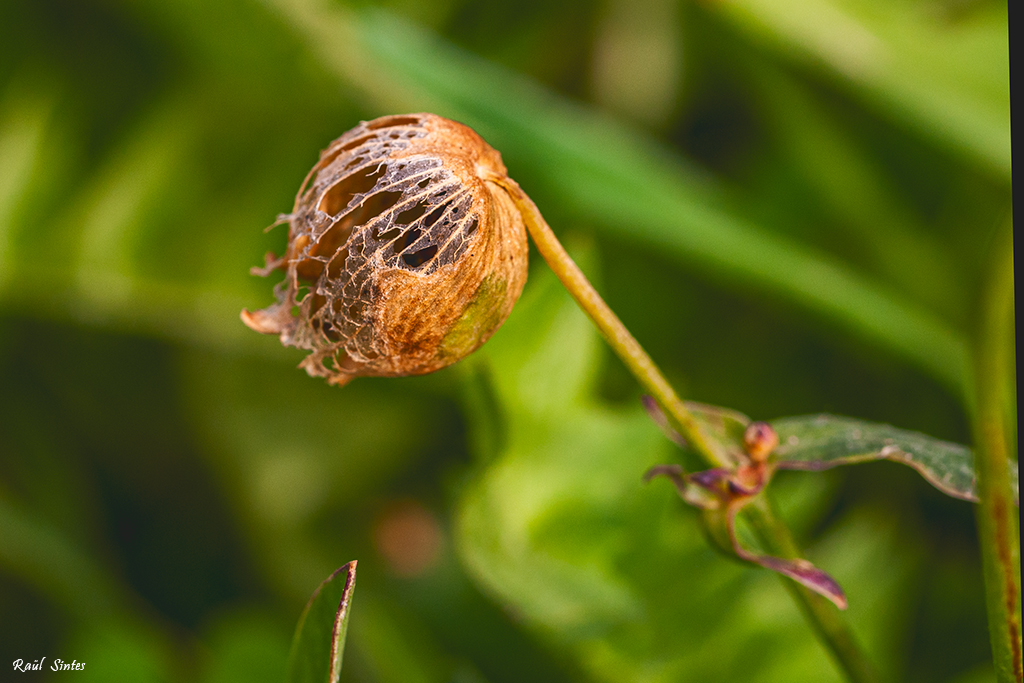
[242,113,529,386]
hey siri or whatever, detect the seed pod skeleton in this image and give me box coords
[242,114,529,386]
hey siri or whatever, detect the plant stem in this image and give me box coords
[507,182,879,682]
[505,183,722,467]
[973,220,1022,683]
[747,497,880,683]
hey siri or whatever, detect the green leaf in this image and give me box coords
[287,561,357,683]
[771,414,1020,504]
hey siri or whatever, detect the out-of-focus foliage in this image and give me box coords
[0,0,1009,682]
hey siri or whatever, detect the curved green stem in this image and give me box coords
[973,219,1022,683]
[747,497,880,683]
[506,181,878,682]
[504,182,722,467]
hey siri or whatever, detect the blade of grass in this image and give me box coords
[0,88,51,292]
[0,87,277,354]
[972,220,1021,682]
[744,60,963,319]
[712,0,1010,176]
[0,493,125,621]
[71,96,198,312]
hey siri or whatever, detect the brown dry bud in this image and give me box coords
[242,114,529,386]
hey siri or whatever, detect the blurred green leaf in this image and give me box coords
[0,493,125,622]
[177,348,443,602]
[65,620,177,683]
[712,0,1010,176]
[771,414,1019,504]
[199,609,290,683]
[458,254,876,682]
[287,561,356,683]
[746,60,965,320]
[0,86,51,290]
[460,252,648,632]
[0,492,184,682]
[348,594,456,683]
[0,85,263,348]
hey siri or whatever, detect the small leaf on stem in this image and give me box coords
[771,414,1019,504]
[641,395,751,465]
[646,461,847,608]
[748,554,847,610]
[641,395,686,447]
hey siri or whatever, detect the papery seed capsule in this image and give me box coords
[242,114,529,386]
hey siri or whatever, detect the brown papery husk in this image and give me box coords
[242,113,528,386]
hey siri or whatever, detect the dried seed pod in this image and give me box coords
[242,114,529,386]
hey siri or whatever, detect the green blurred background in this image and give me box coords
[0,0,1011,681]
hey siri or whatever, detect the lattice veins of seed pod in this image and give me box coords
[241,113,530,386]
